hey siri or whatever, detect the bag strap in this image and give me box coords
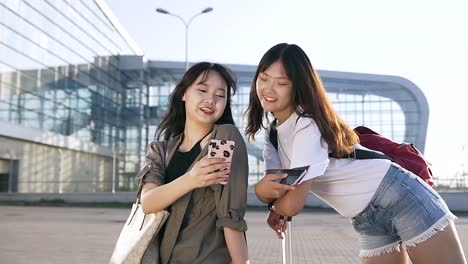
[332,148,392,160]
[268,119,279,150]
[268,118,391,161]
[268,116,301,151]
[136,141,167,203]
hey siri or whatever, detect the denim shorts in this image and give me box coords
[351,164,457,257]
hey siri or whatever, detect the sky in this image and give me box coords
[106,0,468,181]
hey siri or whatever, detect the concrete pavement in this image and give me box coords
[1,205,467,264]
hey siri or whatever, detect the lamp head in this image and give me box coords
[156,8,169,14]
[201,7,213,14]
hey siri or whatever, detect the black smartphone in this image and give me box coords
[266,167,308,185]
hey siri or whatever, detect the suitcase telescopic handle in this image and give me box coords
[279,215,293,264]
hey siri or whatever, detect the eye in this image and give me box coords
[258,75,267,82]
[197,88,207,93]
[278,82,289,86]
[216,94,226,98]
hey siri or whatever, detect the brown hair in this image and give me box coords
[245,43,358,157]
[157,62,237,140]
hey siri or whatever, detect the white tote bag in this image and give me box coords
[109,202,169,264]
[110,141,169,264]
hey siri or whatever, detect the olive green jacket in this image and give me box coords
[137,124,249,264]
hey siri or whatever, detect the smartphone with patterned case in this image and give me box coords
[208,139,235,184]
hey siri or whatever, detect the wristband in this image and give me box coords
[268,200,276,212]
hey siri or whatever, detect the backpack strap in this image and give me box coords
[331,148,392,161]
[268,119,279,150]
[269,118,392,161]
[268,116,302,150]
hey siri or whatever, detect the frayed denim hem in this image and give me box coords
[359,212,458,258]
[359,241,402,258]
[402,212,457,248]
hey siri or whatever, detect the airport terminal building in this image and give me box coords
[0,0,429,193]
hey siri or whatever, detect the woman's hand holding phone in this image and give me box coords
[185,157,231,189]
[207,139,235,185]
[254,172,296,201]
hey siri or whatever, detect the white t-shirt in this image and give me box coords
[263,112,391,218]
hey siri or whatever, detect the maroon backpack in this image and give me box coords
[269,121,434,186]
[354,126,434,186]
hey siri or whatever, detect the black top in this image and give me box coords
[162,134,208,245]
[165,133,210,183]
[166,143,201,183]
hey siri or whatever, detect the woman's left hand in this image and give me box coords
[267,210,287,239]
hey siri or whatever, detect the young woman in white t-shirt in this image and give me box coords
[246,43,466,263]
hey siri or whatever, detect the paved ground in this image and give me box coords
[0,205,467,264]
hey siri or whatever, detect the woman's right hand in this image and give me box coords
[184,157,231,189]
[254,173,296,201]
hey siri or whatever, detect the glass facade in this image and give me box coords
[0,1,429,193]
[331,93,405,141]
[0,0,148,192]
[148,62,429,186]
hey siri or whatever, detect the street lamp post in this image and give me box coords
[156,7,213,71]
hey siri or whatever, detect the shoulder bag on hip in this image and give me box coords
[109,141,169,264]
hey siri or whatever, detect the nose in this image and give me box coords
[203,93,215,104]
[260,79,274,93]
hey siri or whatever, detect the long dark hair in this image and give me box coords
[156,62,237,140]
[245,43,358,157]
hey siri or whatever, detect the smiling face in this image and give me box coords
[256,60,294,124]
[182,70,228,127]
